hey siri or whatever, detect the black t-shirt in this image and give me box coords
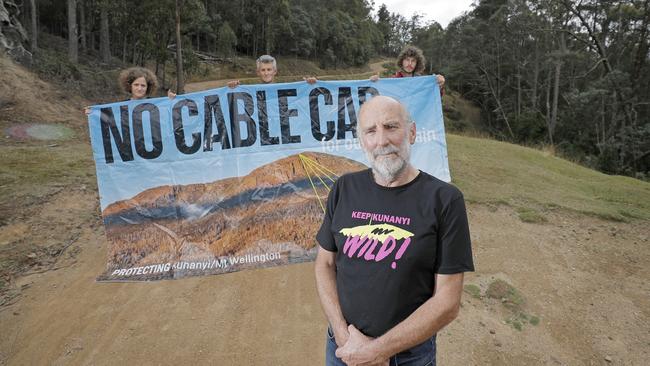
[317,169,474,337]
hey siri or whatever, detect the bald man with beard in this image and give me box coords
[315,96,474,366]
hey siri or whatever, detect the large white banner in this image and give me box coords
[87,76,449,281]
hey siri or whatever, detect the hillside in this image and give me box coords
[1,54,649,365]
[184,56,379,92]
[449,135,650,221]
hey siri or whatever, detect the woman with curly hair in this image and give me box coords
[84,67,174,114]
[118,67,164,100]
[371,45,446,96]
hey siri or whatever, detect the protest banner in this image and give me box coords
[88,76,449,281]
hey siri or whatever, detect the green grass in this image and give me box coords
[516,207,548,223]
[505,313,540,331]
[448,134,650,221]
[486,279,525,311]
[508,319,523,331]
[0,142,96,215]
[380,62,398,77]
[464,284,482,299]
[486,279,541,331]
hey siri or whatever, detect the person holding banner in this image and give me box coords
[315,96,474,366]
[371,45,446,97]
[84,67,175,114]
[117,67,177,100]
[226,54,318,88]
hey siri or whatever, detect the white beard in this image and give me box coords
[364,135,411,183]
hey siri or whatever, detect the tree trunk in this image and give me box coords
[175,0,184,93]
[162,59,167,92]
[549,61,561,145]
[99,4,110,63]
[67,0,78,63]
[79,0,86,53]
[516,66,521,120]
[88,12,95,51]
[29,0,37,52]
[545,69,551,132]
[265,14,271,54]
[561,0,633,127]
[479,65,514,139]
[253,31,257,58]
[496,38,501,102]
[122,34,127,64]
[598,94,605,148]
[20,0,28,28]
[132,40,137,64]
[632,0,649,82]
[548,33,564,145]
[531,41,539,110]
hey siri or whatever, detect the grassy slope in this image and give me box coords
[448,134,650,221]
[0,54,95,220]
[187,55,376,84]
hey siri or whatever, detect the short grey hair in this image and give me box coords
[256,55,277,70]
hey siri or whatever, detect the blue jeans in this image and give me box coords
[326,326,436,366]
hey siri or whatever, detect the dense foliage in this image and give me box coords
[415,0,649,178]
[31,0,383,68]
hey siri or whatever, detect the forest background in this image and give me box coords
[1,0,649,179]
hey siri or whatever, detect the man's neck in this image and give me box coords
[372,165,419,187]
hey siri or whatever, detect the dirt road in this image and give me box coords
[1,184,648,365]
